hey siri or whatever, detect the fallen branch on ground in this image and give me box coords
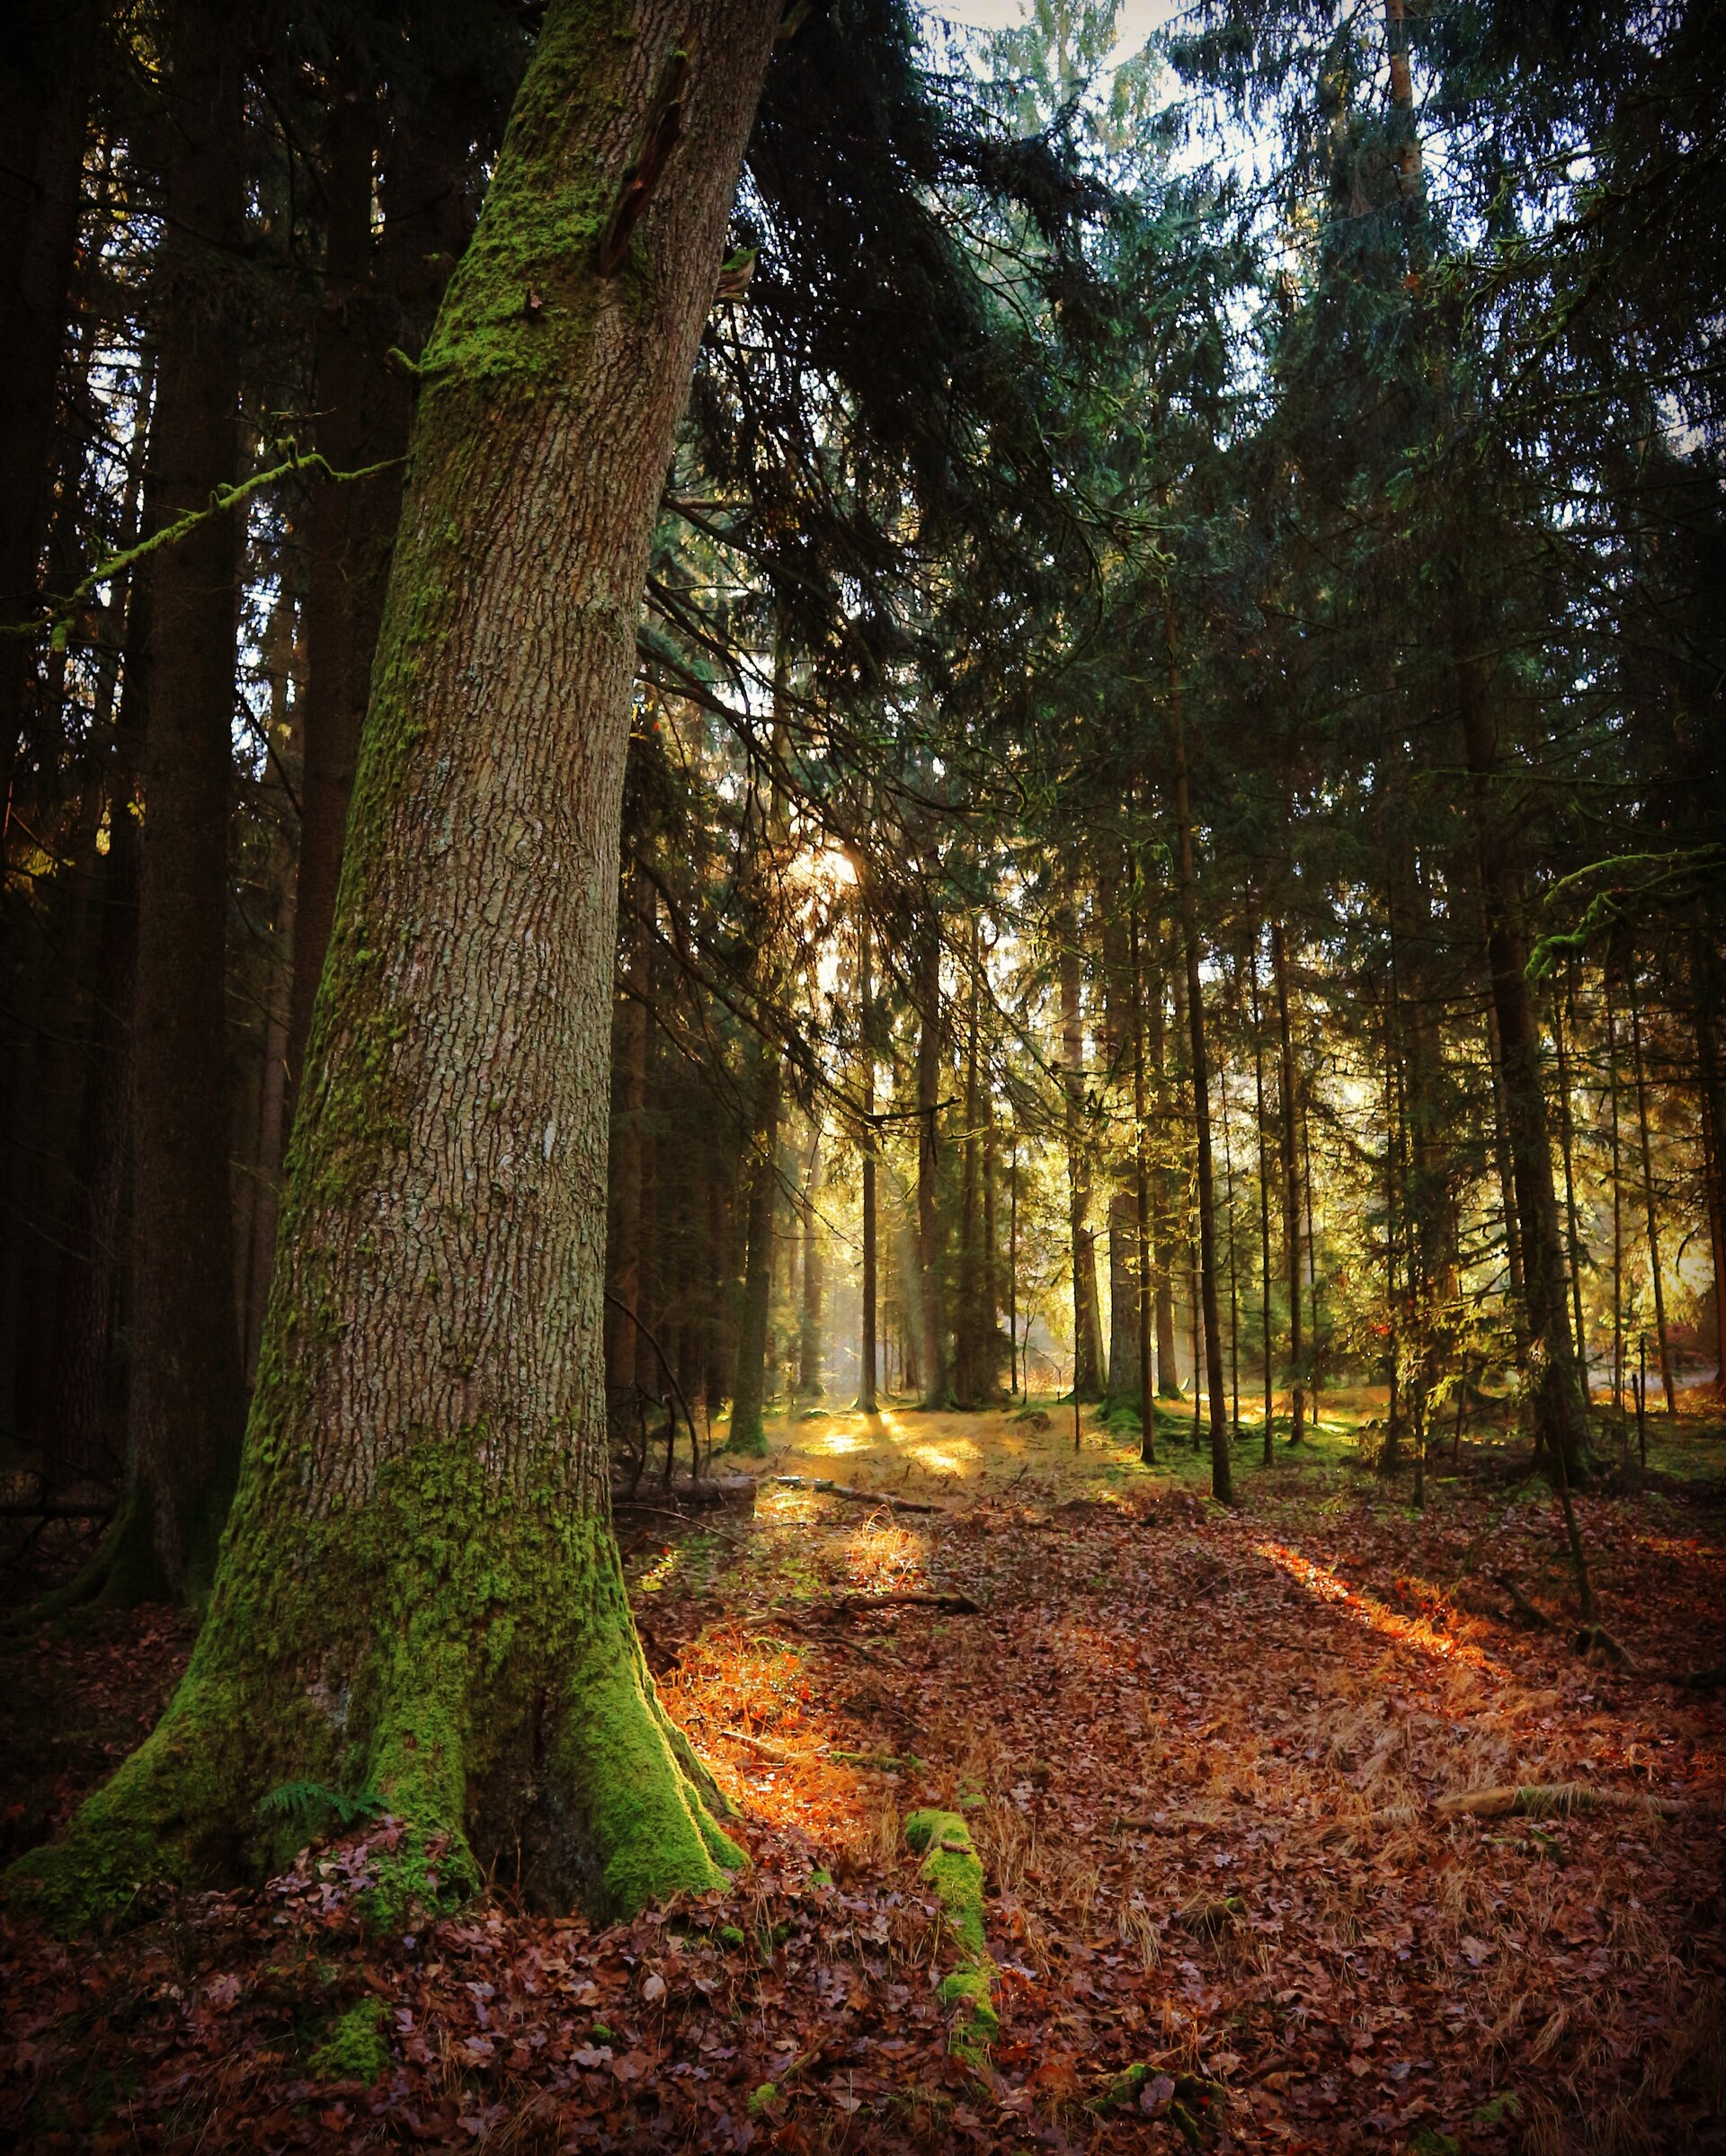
[1331,1783,1701,1835]
[774,1475,943,1514]
[828,1590,979,1616]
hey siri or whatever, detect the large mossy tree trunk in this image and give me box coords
[11,0,783,1932]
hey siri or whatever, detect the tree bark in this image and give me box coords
[729,1040,782,1454]
[857,902,877,1411]
[797,1127,823,1397]
[1249,926,1275,1464]
[607,865,649,1400]
[13,0,782,1930]
[127,0,249,1602]
[1169,669,1232,1503]
[916,927,950,1407]
[1627,963,1676,1413]
[0,2,89,794]
[282,66,481,1115]
[1459,657,1592,1478]
[1694,937,1726,1397]
[1270,922,1305,1445]
[1143,911,1180,1393]
[1553,964,1590,1393]
[1057,896,1104,1398]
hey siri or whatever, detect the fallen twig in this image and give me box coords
[721,1727,797,1762]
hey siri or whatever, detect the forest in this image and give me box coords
[1,0,1722,2149]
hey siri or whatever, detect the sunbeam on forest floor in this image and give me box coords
[3,1401,1723,2153]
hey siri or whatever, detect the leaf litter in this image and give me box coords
[3,1404,1722,2152]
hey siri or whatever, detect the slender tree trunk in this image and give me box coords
[13,0,782,1929]
[1144,912,1180,1393]
[1382,965,1402,1472]
[282,67,477,1115]
[1607,969,1624,1415]
[1303,1099,1322,1424]
[1459,659,1591,1477]
[1221,1043,1240,1437]
[1485,999,1527,1336]
[857,906,877,1412]
[238,562,303,1378]
[917,926,949,1406]
[1271,922,1304,1446]
[730,1041,782,1455]
[1627,964,1676,1413]
[1554,963,1590,1395]
[1008,1130,1019,1396]
[1169,659,1232,1502]
[0,4,89,794]
[128,1,249,1603]
[1250,929,1275,1464]
[1129,874,1156,1462]
[1695,943,1726,1397]
[1057,896,1104,1397]
[956,926,983,1405]
[797,1128,823,1397]
[983,1074,1000,1391]
[607,865,648,1399]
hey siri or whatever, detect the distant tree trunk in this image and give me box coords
[1249,926,1275,1464]
[983,1076,1000,1387]
[1144,913,1180,1393]
[1220,1032,1240,1437]
[1459,657,1592,1478]
[730,1042,782,1454]
[1626,966,1676,1412]
[608,865,649,1400]
[1169,658,1232,1503]
[917,926,949,1406]
[857,904,877,1411]
[1057,897,1104,1398]
[1606,966,1624,1415]
[1271,922,1305,1446]
[1129,874,1156,1462]
[1303,1105,1322,1424]
[1694,938,1726,1397]
[282,66,479,1117]
[128,0,249,1603]
[1008,1129,1019,1396]
[14,0,781,1930]
[797,1128,823,1397]
[1553,964,1590,1392]
[955,928,983,1406]
[0,4,89,793]
[1108,1192,1141,1410]
[1484,999,1527,1336]
[240,576,301,1380]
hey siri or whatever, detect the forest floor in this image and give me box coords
[3,1394,1724,2153]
